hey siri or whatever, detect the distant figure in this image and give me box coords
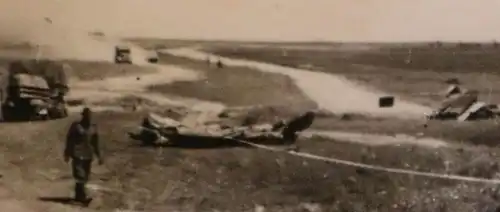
[64,107,103,205]
[206,56,211,66]
[281,111,316,150]
[216,60,224,69]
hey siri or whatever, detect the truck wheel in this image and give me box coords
[1,105,12,122]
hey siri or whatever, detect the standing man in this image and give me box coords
[281,111,316,151]
[64,107,103,205]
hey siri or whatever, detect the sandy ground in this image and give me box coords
[67,62,226,114]
[0,35,229,211]
[0,34,489,210]
[162,48,433,119]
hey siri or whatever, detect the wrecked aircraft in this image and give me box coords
[426,88,500,121]
[128,110,314,148]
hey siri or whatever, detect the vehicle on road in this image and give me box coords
[114,45,132,64]
[147,51,159,63]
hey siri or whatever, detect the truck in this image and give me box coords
[0,59,70,121]
[147,50,159,63]
[114,45,132,64]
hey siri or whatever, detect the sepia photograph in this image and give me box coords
[1,0,500,211]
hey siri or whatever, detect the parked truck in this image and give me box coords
[114,45,132,64]
[0,59,70,121]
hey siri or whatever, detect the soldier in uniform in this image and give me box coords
[216,59,224,69]
[64,107,103,205]
[281,111,316,150]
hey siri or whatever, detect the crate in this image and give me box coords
[379,96,394,108]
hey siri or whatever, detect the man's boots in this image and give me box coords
[75,182,91,205]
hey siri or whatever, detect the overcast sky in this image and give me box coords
[1,0,500,42]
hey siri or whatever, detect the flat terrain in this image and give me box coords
[3,39,500,212]
[62,60,157,81]
[149,53,316,112]
[1,112,500,212]
[205,45,500,107]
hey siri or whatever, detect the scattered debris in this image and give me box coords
[427,86,500,121]
[128,112,283,146]
[128,109,317,147]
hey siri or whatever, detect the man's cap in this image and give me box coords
[81,107,92,115]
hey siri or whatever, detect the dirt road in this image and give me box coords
[162,48,433,119]
[67,63,226,114]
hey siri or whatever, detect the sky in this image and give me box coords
[1,0,500,42]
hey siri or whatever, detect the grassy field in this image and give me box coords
[0,111,499,211]
[147,47,500,147]
[313,116,500,147]
[3,41,500,211]
[149,53,317,113]
[205,45,500,107]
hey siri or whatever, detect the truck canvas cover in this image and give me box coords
[12,73,51,100]
[8,59,70,91]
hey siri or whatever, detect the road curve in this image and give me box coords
[162,48,433,120]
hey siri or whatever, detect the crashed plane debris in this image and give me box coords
[128,110,316,147]
[426,86,500,121]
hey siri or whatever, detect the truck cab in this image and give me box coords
[2,73,52,121]
[0,60,69,121]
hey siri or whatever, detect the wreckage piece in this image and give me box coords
[457,102,487,121]
[130,112,286,147]
[427,101,499,121]
[427,89,500,121]
[130,112,233,145]
[130,110,319,148]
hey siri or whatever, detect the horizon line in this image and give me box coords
[123,36,500,44]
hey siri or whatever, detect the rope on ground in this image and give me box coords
[231,138,500,185]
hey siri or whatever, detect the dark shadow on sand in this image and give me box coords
[38,197,75,205]
[38,196,91,207]
[130,133,288,149]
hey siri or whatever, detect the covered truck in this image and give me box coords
[0,59,70,121]
[114,45,132,64]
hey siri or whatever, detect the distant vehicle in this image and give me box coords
[89,31,105,37]
[0,60,70,121]
[147,51,159,63]
[114,45,132,64]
